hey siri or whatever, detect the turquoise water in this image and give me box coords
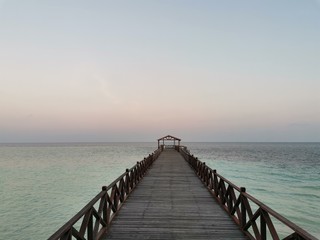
[189,142,320,239]
[0,142,319,239]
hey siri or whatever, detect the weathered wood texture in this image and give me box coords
[103,149,247,240]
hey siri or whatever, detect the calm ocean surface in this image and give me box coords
[0,142,319,239]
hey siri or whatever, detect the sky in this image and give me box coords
[0,0,320,142]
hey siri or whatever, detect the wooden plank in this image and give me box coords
[103,149,248,240]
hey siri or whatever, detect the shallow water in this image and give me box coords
[188,142,320,238]
[0,142,319,239]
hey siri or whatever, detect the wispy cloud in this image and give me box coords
[93,73,120,105]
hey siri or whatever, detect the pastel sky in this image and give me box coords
[1,0,320,142]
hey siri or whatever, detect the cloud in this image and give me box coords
[93,73,120,105]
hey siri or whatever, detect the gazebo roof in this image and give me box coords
[157,135,181,142]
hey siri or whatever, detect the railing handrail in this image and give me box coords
[48,147,162,240]
[179,146,318,240]
[242,191,317,240]
[49,145,317,240]
[48,191,106,239]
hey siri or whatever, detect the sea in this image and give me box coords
[0,142,319,239]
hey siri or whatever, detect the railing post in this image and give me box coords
[130,167,134,189]
[143,157,147,172]
[227,186,232,213]
[260,209,267,240]
[125,169,130,194]
[240,187,246,229]
[202,162,206,182]
[88,209,93,240]
[195,157,199,175]
[209,169,214,190]
[213,170,218,196]
[136,161,140,182]
[102,186,108,226]
[61,229,72,240]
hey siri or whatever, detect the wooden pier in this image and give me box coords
[103,149,246,240]
[49,136,318,240]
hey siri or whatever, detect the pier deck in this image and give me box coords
[103,149,247,239]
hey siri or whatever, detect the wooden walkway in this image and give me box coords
[103,149,247,240]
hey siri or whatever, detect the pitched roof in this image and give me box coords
[157,135,181,141]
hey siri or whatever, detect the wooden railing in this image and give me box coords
[48,148,162,240]
[179,146,318,240]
